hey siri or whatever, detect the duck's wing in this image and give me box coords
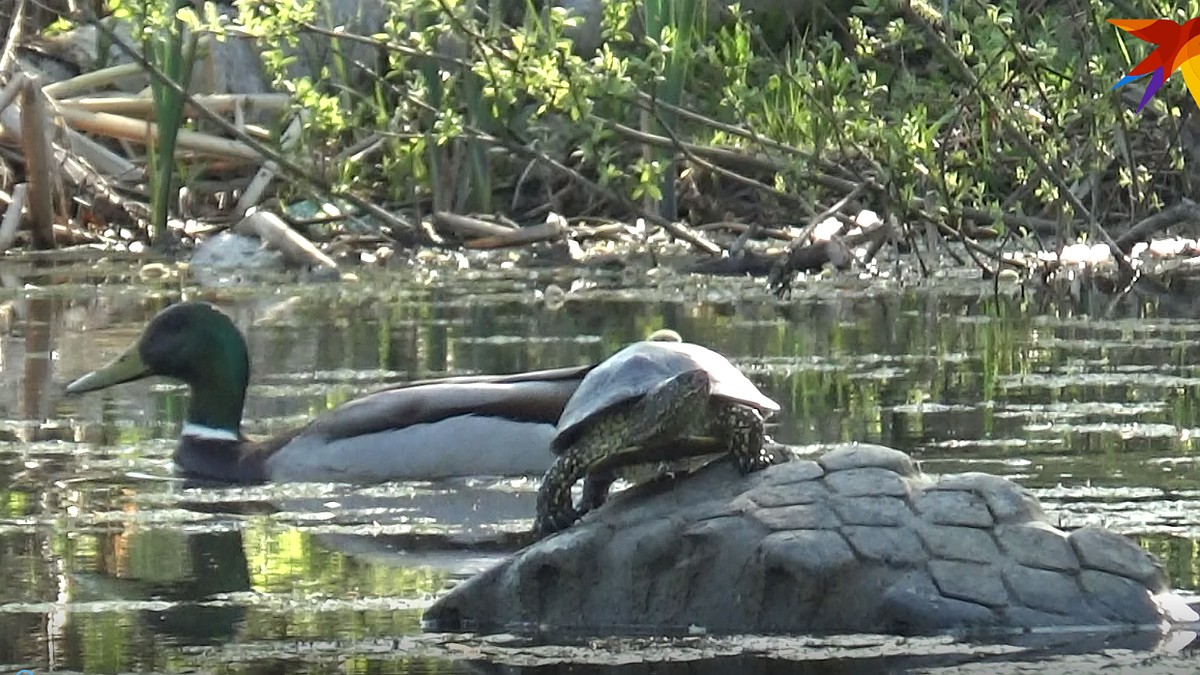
[291,364,594,443]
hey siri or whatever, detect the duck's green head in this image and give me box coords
[66,302,251,436]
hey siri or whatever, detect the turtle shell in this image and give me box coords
[552,340,780,453]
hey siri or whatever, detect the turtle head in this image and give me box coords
[646,328,682,343]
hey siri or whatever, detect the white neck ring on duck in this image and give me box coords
[181,423,240,442]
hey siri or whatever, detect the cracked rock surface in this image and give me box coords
[424,443,1196,636]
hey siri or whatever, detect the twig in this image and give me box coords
[235,115,304,217]
[400,94,708,246]
[935,220,1026,271]
[0,183,28,252]
[795,183,868,245]
[41,62,149,99]
[630,91,851,179]
[0,0,25,77]
[0,71,23,112]
[57,93,291,117]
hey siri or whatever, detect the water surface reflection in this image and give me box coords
[2,263,1200,671]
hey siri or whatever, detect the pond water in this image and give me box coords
[3,258,1200,673]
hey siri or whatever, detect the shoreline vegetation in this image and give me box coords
[1,0,1200,296]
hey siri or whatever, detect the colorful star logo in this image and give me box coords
[1110,18,1200,113]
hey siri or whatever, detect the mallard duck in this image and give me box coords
[64,301,594,484]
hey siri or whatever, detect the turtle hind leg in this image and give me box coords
[718,403,770,474]
[579,471,615,515]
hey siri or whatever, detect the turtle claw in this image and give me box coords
[736,437,790,474]
[736,451,774,474]
[533,506,580,537]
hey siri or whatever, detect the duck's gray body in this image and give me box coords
[425,443,1198,636]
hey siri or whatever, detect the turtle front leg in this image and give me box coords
[720,403,771,474]
[534,454,586,536]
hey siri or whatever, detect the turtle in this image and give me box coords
[533,332,782,535]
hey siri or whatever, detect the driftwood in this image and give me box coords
[54,106,261,161]
[687,249,777,276]
[1113,201,1200,252]
[0,90,137,179]
[767,221,891,294]
[659,219,721,255]
[233,210,339,271]
[465,217,565,249]
[433,211,518,239]
[695,220,793,242]
[18,74,54,249]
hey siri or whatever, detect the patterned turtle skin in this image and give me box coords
[534,337,781,536]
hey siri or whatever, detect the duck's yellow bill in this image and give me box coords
[65,345,152,394]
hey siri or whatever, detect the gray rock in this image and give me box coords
[754,503,838,530]
[753,459,825,487]
[830,495,912,527]
[842,525,926,565]
[423,444,1194,636]
[745,476,828,507]
[1070,526,1168,588]
[1080,569,1163,623]
[824,467,912,497]
[929,560,1008,607]
[1003,565,1086,615]
[917,523,1000,563]
[818,443,917,475]
[759,529,857,578]
[934,473,1045,524]
[880,571,996,633]
[913,489,994,527]
[997,522,1079,572]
